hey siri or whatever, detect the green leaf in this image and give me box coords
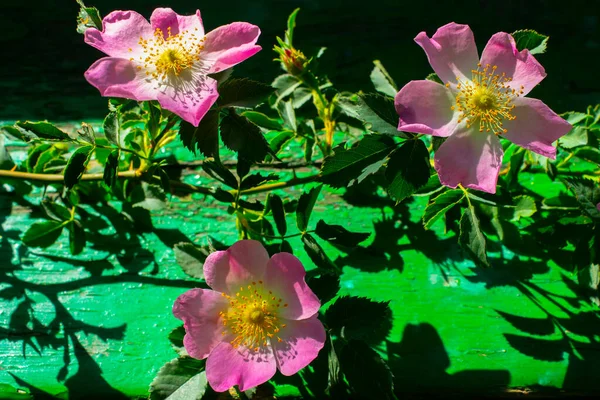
[32,146,61,174]
[41,199,71,221]
[168,325,186,356]
[573,147,600,165]
[26,144,52,172]
[103,111,120,146]
[179,110,220,158]
[315,220,370,247]
[340,341,395,400]
[272,74,302,104]
[0,134,15,170]
[277,100,297,132]
[292,87,312,108]
[76,122,96,145]
[425,73,443,84]
[240,173,280,190]
[386,139,430,202]
[296,184,322,232]
[285,8,300,45]
[149,357,205,400]
[103,150,120,188]
[370,60,397,97]
[459,205,490,267]
[76,0,102,34]
[173,243,209,279]
[69,221,86,255]
[269,130,295,156]
[320,135,396,188]
[64,146,94,189]
[210,188,235,203]
[16,121,70,140]
[220,111,271,163]
[563,178,600,221]
[217,78,273,109]
[165,371,207,400]
[22,220,65,248]
[202,161,238,188]
[241,111,283,131]
[513,195,537,221]
[422,189,464,230]
[307,273,340,305]
[269,194,287,236]
[337,94,402,136]
[302,233,339,273]
[133,182,167,211]
[512,29,549,55]
[505,147,525,188]
[325,296,392,344]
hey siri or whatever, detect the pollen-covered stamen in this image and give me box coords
[134,26,205,80]
[451,63,524,135]
[219,281,288,352]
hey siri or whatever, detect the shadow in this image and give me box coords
[388,323,511,397]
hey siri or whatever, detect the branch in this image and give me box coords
[0,169,140,182]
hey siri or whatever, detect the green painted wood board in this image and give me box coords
[1,124,600,398]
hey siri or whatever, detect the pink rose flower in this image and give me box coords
[173,240,326,392]
[395,23,572,193]
[84,8,261,126]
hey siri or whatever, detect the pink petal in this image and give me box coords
[173,289,230,359]
[156,74,219,127]
[395,80,458,137]
[263,253,320,320]
[84,10,153,58]
[84,57,157,101]
[204,240,270,294]
[479,32,546,96]
[501,97,572,159]
[273,316,326,376]
[150,8,205,38]
[434,128,504,194]
[202,22,262,74]
[206,342,276,392]
[414,22,479,84]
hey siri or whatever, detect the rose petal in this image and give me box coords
[204,240,270,294]
[263,253,320,321]
[395,80,459,137]
[414,22,479,84]
[84,57,157,101]
[206,342,276,392]
[501,97,572,159]
[273,316,326,376]
[202,22,262,74]
[155,71,218,127]
[84,10,153,58]
[150,8,205,37]
[173,289,229,359]
[434,128,504,194]
[479,32,546,96]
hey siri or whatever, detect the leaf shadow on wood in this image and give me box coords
[387,323,511,398]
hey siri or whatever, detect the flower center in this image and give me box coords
[132,27,205,80]
[449,64,524,135]
[219,281,288,351]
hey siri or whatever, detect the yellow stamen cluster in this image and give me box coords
[449,63,524,135]
[219,281,288,352]
[132,26,205,80]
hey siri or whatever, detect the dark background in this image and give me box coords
[1,0,598,121]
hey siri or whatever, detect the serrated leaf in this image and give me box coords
[325,296,392,344]
[103,150,119,188]
[133,182,167,211]
[202,161,238,188]
[296,185,322,232]
[459,205,490,267]
[302,233,339,273]
[173,243,209,279]
[22,220,65,248]
[422,190,464,230]
[217,78,273,109]
[240,173,280,190]
[386,139,430,202]
[337,94,402,136]
[76,0,102,34]
[0,134,15,170]
[69,221,86,255]
[16,121,70,140]
[220,112,271,163]
[179,110,220,158]
[165,371,207,400]
[103,111,120,145]
[64,146,94,189]
[269,130,295,156]
[425,73,443,84]
[307,273,340,305]
[272,74,302,105]
[292,87,312,108]
[269,194,287,236]
[513,195,537,220]
[77,122,96,145]
[563,178,600,221]
[149,357,205,400]
[573,147,600,165]
[340,341,395,400]
[370,60,397,97]
[285,8,300,45]
[41,199,71,222]
[505,147,525,188]
[241,111,283,131]
[512,29,549,55]
[315,220,369,246]
[26,144,52,172]
[320,135,395,188]
[33,146,61,174]
[277,100,297,132]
